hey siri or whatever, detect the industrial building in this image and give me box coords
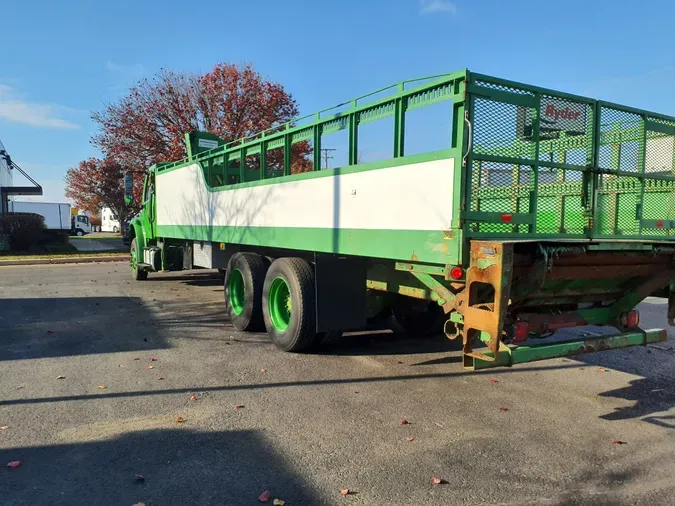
[0,137,42,212]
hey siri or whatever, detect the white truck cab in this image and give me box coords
[71,214,91,236]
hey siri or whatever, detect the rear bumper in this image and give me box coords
[464,328,668,370]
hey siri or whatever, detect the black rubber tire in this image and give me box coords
[76,229,84,236]
[262,257,317,352]
[224,253,268,331]
[392,296,443,336]
[131,238,148,281]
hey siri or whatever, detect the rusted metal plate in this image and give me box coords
[458,241,514,357]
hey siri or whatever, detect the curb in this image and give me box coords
[0,255,130,267]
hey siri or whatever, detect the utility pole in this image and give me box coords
[320,148,336,169]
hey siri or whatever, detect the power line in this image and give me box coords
[320,148,336,169]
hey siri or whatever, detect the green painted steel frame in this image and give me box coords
[465,328,667,370]
[464,72,675,242]
[156,70,468,179]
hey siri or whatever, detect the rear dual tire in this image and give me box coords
[224,253,268,331]
[224,253,325,352]
[262,258,317,352]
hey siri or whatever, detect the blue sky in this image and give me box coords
[2,0,675,202]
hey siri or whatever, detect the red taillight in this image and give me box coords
[657,220,664,228]
[620,310,640,328]
[450,267,464,280]
[501,213,513,223]
[512,321,529,343]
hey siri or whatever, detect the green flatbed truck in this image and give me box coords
[125,69,675,370]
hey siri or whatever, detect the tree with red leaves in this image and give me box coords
[91,63,312,172]
[64,158,143,227]
[69,62,310,216]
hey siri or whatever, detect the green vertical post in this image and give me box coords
[530,96,541,234]
[260,140,267,180]
[588,102,601,238]
[393,83,405,158]
[638,115,647,235]
[239,147,245,183]
[313,121,322,171]
[284,131,292,176]
[349,106,359,166]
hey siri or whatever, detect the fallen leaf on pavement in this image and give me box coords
[98,385,106,389]
[7,461,21,468]
[273,499,285,506]
[490,379,498,383]
[56,375,65,380]
[147,365,154,369]
[0,426,9,430]
[156,377,164,381]
[149,357,157,362]
[340,489,350,496]
[432,476,446,485]
[189,395,197,401]
[406,436,414,441]
[235,405,244,409]
[400,419,409,425]
[133,357,140,361]
[46,330,53,334]
[260,369,266,373]
[599,367,608,372]
[132,474,145,484]
[258,490,271,502]
[175,417,185,423]
[499,407,509,412]
[612,440,628,445]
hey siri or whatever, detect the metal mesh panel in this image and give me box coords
[467,76,675,239]
[473,98,535,160]
[642,178,675,236]
[596,174,641,236]
[538,96,593,166]
[470,160,532,233]
[598,107,643,173]
[645,116,675,177]
[536,168,585,235]
[474,80,533,96]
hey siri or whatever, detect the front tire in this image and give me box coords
[262,258,317,352]
[76,229,84,237]
[224,253,268,331]
[130,238,148,281]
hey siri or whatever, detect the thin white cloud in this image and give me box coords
[420,0,457,14]
[105,61,146,75]
[0,85,79,129]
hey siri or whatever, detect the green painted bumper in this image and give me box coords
[464,328,668,370]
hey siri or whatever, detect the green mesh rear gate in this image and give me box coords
[465,73,675,240]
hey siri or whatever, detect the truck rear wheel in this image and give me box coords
[225,253,268,331]
[130,238,148,281]
[262,257,317,352]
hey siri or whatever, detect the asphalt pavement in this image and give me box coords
[1,263,674,505]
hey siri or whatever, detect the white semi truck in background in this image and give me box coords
[8,201,91,236]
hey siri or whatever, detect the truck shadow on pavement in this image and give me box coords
[0,297,169,361]
[0,428,317,506]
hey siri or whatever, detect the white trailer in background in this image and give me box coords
[9,201,71,232]
[100,206,121,233]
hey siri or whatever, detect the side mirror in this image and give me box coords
[124,172,134,205]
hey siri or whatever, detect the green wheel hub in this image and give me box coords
[228,268,246,315]
[269,277,292,331]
